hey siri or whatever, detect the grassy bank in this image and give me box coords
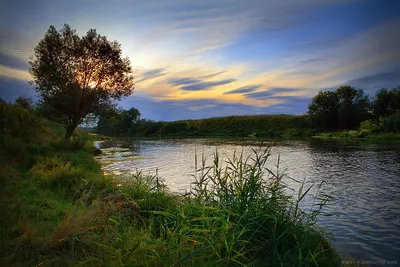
[97,114,315,138]
[1,101,350,266]
[314,131,400,141]
[314,114,400,141]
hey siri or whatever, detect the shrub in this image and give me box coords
[359,119,379,133]
[379,110,400,133]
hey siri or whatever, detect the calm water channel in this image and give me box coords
[95,138,400,264]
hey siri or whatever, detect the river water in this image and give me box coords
[95,138,400,264]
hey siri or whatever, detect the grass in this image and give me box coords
[314,114,400,141]
[98,114,315,138]
[314,130,400,141]
[1,100,353,266]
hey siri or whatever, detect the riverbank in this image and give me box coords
[1,102,357,266]
[97,114,316,138]
[313,131,400,141]
[96,113,400,142]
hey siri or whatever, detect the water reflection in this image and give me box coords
[96,138,400,264]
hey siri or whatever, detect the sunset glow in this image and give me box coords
[1,0,399,120]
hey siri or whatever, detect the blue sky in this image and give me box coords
[0,0,399,121]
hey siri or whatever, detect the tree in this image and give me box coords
[308,91,339,130]
[29,24,135,139]
[119,108,141,135]
[336,86,370,129]
[96,107,141,136]
[308,86,370,130]
[372,87,400,118]
[14,97,35,112]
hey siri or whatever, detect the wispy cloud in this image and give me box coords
[1,0,398,120]
[0,77,35,101]
[168,77,201,86]
[0,65,31,81]
[334,67,400,95]
[245,87,299,100]
[200,71,226,79]
[0,52,30,70]
[136,67,168,83]
[223,84,262,94]
[181,78,236,91]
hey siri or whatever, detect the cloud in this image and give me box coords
[298,57,327,65]
[137,67,168,83]
[0,65,31,81]
[200,71,226,79]
[339,67,400,95]
[0,77,36,102]
[0,52,30,70]
[265,96,312,114]
[245,87,299,99]
[1,0,397,120]
[181,78,236,91]
[168,77,201,86]
[223,84,261,94]
[120,94,309,121]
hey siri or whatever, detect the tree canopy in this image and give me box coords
[97,107,141,136]
[308,86,370,130]
[372,87,400,118]
[30,24,135,139]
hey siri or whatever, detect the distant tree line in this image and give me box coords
[308,86,400,132]
[95,85,400,138]
[96,113,313,138]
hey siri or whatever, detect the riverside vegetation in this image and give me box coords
[96,87,400,141]
[0,98,361,266]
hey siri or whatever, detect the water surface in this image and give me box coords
[95,138,400,264]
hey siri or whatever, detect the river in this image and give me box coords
[94,138,400,265]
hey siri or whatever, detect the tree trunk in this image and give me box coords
[64,123,78,140]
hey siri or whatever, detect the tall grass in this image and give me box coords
[184,147,339,266]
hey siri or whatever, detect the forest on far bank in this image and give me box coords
[95,86,400,138]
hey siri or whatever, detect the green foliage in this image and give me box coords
[372,87,400,118]
[336,86,370,129]
[0,100,345,266]
[97,114,313,138]
[14,96,35,111]
[187,147,339,266]
[379,110,400,133]
[97,107,141,136]
[359,119,379,133]
[30,24,135,139]
[308,90,340,130]
[308,86,370,130]
[315,113,400,140]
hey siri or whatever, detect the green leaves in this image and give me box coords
[30,24,135,139]
[308,86,370,130]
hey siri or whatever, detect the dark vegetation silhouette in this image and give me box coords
[308,86,399,135]
[308,85,370,130]
[95,86,400,138]
[29,24,135,139]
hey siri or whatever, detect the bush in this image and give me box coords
[379,110,400,133]
[359,119,378,133]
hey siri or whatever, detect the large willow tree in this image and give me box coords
[30,24,135,139]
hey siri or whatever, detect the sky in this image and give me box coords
[0,0,399,121]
